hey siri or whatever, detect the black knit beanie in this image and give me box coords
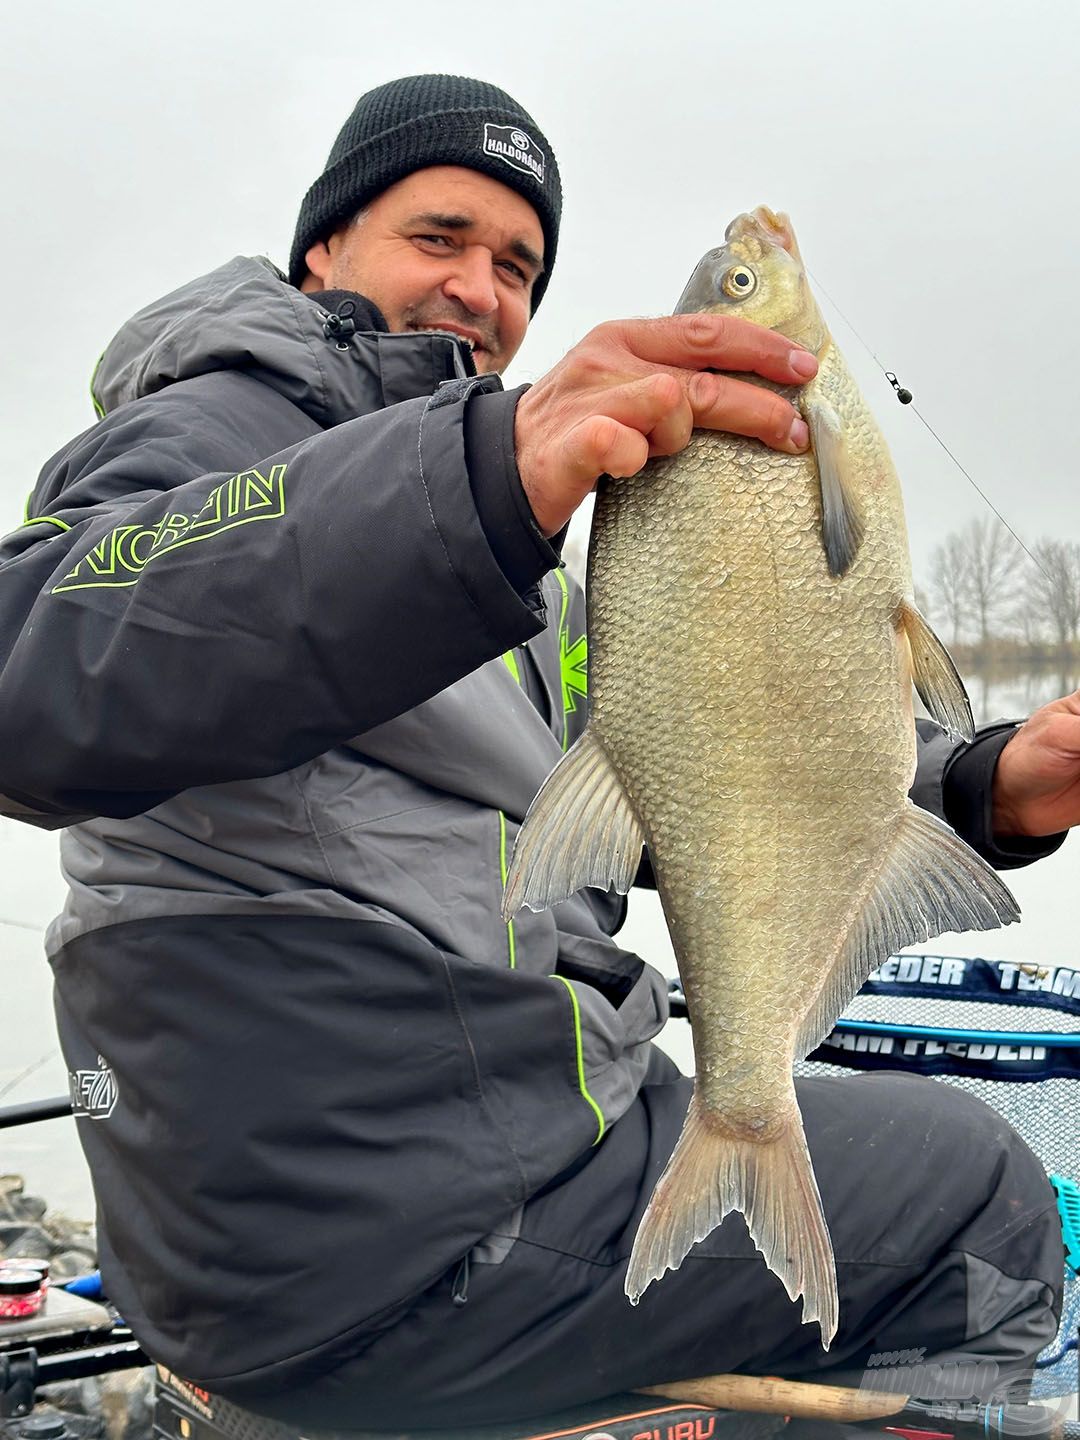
[289,74,561,312]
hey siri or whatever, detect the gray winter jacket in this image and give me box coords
[0,256,1048,1400]
[1,258,663,1396]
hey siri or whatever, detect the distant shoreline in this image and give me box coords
[950,641,1080,670]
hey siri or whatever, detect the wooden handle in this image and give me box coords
[639,1373,909,1423]
[640,1376,1074,1438]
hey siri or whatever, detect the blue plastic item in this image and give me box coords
[833,1019,1080,1046]
[1051,1174,1080,1277]
[62,1270,103,1299]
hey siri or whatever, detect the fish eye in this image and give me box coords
[721,266,757,299]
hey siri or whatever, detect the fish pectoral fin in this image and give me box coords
[805,396,865,578]
[795,802,1020,1059]
[501,726,645,919]
[625,1091,838,1348]
[898,600,975,742]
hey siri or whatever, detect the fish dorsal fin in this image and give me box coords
[795,802,1020,1059]
[805,396,864,578]
[502,726,645,918]
[898,600,975,742]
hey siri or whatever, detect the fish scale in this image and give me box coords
[503,206,1019,1346]
[590,430,903,1123]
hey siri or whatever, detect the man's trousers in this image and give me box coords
[245,1052,1065,1429]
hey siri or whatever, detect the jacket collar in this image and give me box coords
[91,256,480,429]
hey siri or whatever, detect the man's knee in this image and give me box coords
[799,1073,1065,1387]
[802,1071,1055,1216]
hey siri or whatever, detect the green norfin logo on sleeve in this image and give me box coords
[560,627,587,720]
[553,568,587,750]
[52,464,286,592]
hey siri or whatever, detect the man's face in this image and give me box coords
[302,165,545,374]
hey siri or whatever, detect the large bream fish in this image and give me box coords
[503,208,1020,1345]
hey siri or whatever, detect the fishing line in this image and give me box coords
[0,1052,56,1102]
[0,913,44,933]
[806,267,1051,583]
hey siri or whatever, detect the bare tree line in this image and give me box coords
[922,517,1080,651]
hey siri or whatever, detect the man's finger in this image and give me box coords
[688,370,809,453]
[603,314,818,386]
[646,387,695,458]
[564,414,650,483]
[599,372,687,436]
[590,367,807,457]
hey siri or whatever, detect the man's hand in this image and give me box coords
[514,315,818,537]
[992,688,1080,838]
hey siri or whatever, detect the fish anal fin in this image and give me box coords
[795,802,1020,1059]
[805,397,864,578]
[899,600,975,742]
[502,726,645,920]
[625,1092,838,1348]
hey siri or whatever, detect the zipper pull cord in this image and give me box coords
[451,1252,470,1307]
[322,299,357,351]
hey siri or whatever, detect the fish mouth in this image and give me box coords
[726,207,799,261]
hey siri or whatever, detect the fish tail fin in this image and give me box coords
[625,1091,838,1348]
[502,726,645,920]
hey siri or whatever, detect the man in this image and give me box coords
[0,74,1075,1428]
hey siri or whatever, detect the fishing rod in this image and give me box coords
[645,1372,1080,1439]
[0,1098,71,1131]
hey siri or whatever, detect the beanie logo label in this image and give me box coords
[482,123,545,184]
